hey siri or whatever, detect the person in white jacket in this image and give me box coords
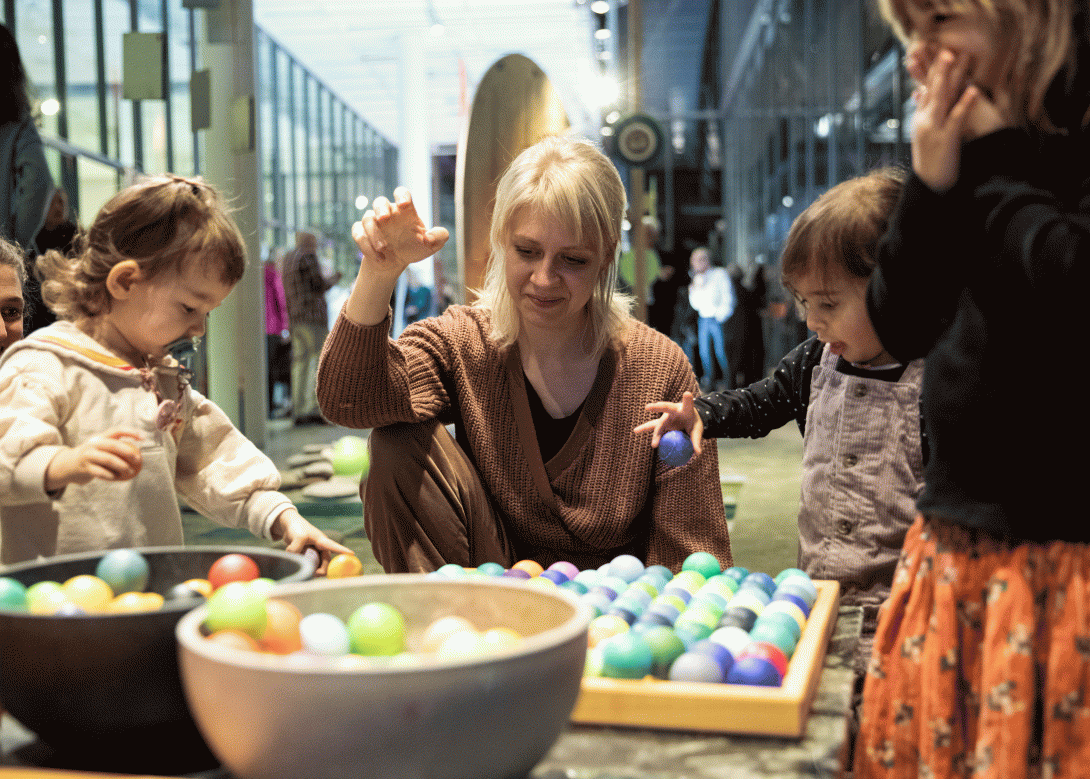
[687,246,734,391]
[0,174,350,568]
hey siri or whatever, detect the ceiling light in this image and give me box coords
[595,28,611,40]
[40,98,60,116]
[590,1,609,15]
[355,195,369,210]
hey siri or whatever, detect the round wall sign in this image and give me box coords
[613,113,663,167]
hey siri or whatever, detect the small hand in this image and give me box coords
[633,391,704,456]
[45,429,144,492]
[352,187,450,279]
[271,508,354,576]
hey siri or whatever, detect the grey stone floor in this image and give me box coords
[182,418,805,577]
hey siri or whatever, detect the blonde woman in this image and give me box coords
[318,135,730,574]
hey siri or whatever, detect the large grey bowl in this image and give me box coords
[0,545,315,773]
[177,574,592,779]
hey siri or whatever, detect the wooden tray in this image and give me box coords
[571,579,840,738]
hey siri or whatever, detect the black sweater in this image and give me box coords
[867,128,1089,541]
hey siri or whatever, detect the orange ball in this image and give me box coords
[62,575,114,613]
[326,553,364,579]
[259,598,303,654]
[511,559,544,578]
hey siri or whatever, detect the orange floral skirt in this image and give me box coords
[854,515,1090,779]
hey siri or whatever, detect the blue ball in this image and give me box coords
[689,638,736,676]
[726,656,783,687]
[95,549,149,595]
[658,430,695,468]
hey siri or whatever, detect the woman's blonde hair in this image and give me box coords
[878,0,1085,131]
[38,175,246,321]
[472,135,633,354]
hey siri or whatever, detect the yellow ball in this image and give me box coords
[326,553,364,579]
[62,575,114,613]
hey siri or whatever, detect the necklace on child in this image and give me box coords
[140,337,198,431]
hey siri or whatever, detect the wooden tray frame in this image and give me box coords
[571,579,840,738]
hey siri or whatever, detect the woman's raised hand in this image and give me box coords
[353,187,449,279]
[634,391,704,456]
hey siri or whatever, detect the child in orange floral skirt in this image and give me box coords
[856,0,1090,777]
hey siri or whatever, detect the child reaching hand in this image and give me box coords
[0,175,351,571]
[636,168,923,685]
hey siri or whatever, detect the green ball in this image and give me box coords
[640,625,686,679]
[331,435,370,477]
[95,549,150,594]
[682,551,722,580]
[0,577,27,610]
[599,632,653,679]
[204,582,268,638]
[347,602,405,656]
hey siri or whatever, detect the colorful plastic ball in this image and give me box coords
[166,582,207,602]
[481,627,523,652]
[721,603,760,629]
[501,568,532,580]
[774,567,811,586]
[771,591,812,618]
[436,629,489,659]
[55,602,88,616]
[476,561,506,577]
[420,615,477,653]
[679,603,722,632]
[107,591,163,613]
[638,625,686,679]
[581,590,614,618]
[741,571,777,597]
[721,566,750,584]
[635,612,674,630]
[183,578,214,597]
[326,553,364,579]
[669,570,707,593]
[673,618,713,646]
[630,579,660,599]
[559,580,589,596]
[755,610,802,644]
[658,430,694,468]
[606,554,645,583]
[660,586,692,606]
[689,591,728,614]
[547,561,580,581]
[207,553,260,590]
[0,577,27,611]
[588,614,631,648]
[739,640,789,679]
[347,602,406,656]
[701,574,740,599]
[433,563,468,579]
[606,606,638,625]
[763,599,808,632]
[248,577,278,596]
[749,619,798,658]
[599,632,653,679]
[538,569,570,585]
[511,559,544,578]
[25,581,66,615]
[729,590,768,614]
[95,549,149,595]
[526,576,557,590]
[644,601,681,625]
[682,551,722,580]
[601,576,632,599]
[726,655,783,687]
[204,582,268,637]
[643,565,674,586]
[776,578,819,609]
[260,598,304,654]
[206,629,262,653]
[299,612,351,656]
[688,638,736,676]
[574,569,603,588]
[709,625,753,658]
[668,650,725,683]
[59,575,113,613]
[330,435,370,477]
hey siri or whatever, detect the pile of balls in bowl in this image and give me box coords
[0,549,274,614]
[428,552,817,688]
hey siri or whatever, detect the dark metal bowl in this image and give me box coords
[0,545,314,774]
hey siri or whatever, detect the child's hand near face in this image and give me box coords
[909,48,1016,193]
[634,391,704,455]
[45,429,143,492]
[270,507,354,576]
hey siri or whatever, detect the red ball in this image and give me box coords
[207,553,260,590]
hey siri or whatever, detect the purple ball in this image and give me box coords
[502,568,532,580]
[658,430,694,468]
